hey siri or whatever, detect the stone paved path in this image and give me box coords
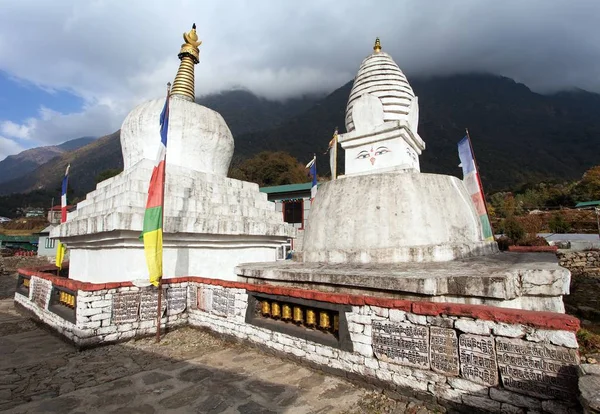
[0,274,436,414]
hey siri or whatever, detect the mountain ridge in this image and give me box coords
[1,73,599,197]
[0,136,96,185]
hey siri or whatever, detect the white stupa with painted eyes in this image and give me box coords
[300,39,498,263]
[339,38,425,175]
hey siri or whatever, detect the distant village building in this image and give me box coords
[259,182,315,229]
[48,205,75,224]
[24,208,45,218]
[37,225,58,257]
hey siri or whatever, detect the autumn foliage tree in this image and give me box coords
[228,151,309,187]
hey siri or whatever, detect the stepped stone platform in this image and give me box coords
[237,252,570,312]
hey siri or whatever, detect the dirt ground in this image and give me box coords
[0,273,438,413]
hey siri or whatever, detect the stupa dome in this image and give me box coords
[120,97,234,176]
[345,39,419,135]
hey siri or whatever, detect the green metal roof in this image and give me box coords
[0,235,38,242]
[575,200,600,208]
[260,182,315,194]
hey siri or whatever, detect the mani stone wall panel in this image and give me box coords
[430,326,459,376]
[458,334,498,386]
[496,337,579,400]
[372,320,429,369]
[31,278,52,309]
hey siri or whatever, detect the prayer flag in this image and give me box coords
[56,164,70,269]
[140,88,170,286]
[458,136,493,241]
[306,156,317,202]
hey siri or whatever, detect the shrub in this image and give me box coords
[503,217,525,242]
[549,213,571,233]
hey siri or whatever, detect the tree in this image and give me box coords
[573,166,600,202]
[504,217,525,242]
[228,151,309,187]
[96,168,123,184]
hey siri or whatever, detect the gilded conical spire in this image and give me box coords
[373,37,381,53]
[171,23,202,101]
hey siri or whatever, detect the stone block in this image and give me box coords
[525,329,578,349]
[412,368,446,384]
[426,316,454,328]
[462,394,500,412]
[97,326,118,335]
[364,358,379,370]
[353,342,373,357]
[500,403,525,414]
[347,322,364,334]
[447,377,489,396]
[371,306,389,318]
[375,369,393,383]
[493,323,525,338]
[363,324,372,337]
[79,307,103,316]
[316,346,337,358]
[81,321,101,329]
[91,300,111,308]
[350,332,371,345]
[428,384,463,403]
[103,333,119,342]
[346,313,371,325]
[389,309,406,322]
[393,373,428,391]
[541,400,575,414]
[406,313,428,325]
[489,387,541,410]
[90,312,111,321]
[455,318,492,335]
[579,374,600,414]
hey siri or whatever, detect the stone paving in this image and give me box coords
[0,273,436,413]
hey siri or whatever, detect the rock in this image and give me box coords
[579,375,600,414]
[489,387,541,409]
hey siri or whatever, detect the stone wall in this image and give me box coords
[15,267,582,413]
[558,251,600,321]
[558,251,600,274]
[0,256,52,275]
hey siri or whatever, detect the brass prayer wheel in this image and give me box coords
[333,314,339,332]
[271,302,281,319]
[319,311,331,330]
[23,279,29,287]
[293,306,303,324]
[261,300,271,316]
[306,308,316,327]
[282,304,292,321]
[69,295,75,307]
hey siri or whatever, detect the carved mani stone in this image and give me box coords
[211,288,235,318]
[430,326,459,376]
[496,337,579,400]
[166,287,187,315]
[112,291,139,324]
[459,333,498,386]
[372,320,430,369]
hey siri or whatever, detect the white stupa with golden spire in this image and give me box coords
[52,24,294,284]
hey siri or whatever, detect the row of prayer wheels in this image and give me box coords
[59,291,75,308]
[261,300,339,332]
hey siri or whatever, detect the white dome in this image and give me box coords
[120,97,234,176]
[345,51,418,133]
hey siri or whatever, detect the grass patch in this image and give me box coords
[578,328,600,355]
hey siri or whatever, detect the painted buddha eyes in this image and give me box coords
[374,147,390,156]
[355,146,392,162]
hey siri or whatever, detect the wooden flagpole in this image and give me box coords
[465,128,495,238]
[156,82,171,343]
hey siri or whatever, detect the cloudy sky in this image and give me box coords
[0,0,598,160]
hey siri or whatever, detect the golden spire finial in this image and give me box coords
[373,37,381,53]
[171,23,202,101]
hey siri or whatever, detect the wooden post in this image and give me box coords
[465,128,495,239]
[156,82,171,343]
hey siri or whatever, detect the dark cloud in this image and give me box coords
[0,0,598,157]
